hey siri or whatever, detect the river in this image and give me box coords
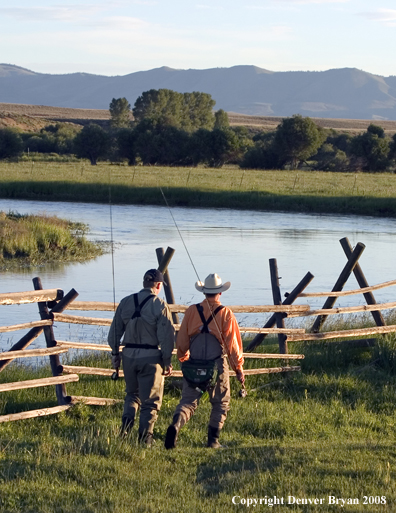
[1,199,396,351]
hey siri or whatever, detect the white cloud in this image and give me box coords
[274,0,349,3]
[359,9,396,26]
[86,15,149,30]
[0,5,102,22]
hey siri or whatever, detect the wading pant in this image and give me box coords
[175,355,231,430]
[122,353,164,435]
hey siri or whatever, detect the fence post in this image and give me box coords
[269,259,288,354]
[247,271,314,351]
[33,277,77,405]
[340,237,385,327]
[156,247,179,325]
[311,242,365,333]
[0,287,79,373]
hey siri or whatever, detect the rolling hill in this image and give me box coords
[1,63,396,120]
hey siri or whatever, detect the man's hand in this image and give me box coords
[236,369,245,385]
[162,364,173,376]
[111,353,121,369]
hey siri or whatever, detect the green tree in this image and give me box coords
[133,120,191,166]
[214,109,229,129]
[182,92,216,131]
[189,128,212,166]
[367,123,385,138]
[311,143,349,172]
[23,123,81,155]
[0,128,23,159]
[229,126,254,163]
[350,126,390,171]
[133,89,183,127]
[273,115,325,168]
[389,133,396,160]
[109,98,132,128]
[240,132,279,169]
[73,124,110,165]
[132,89,215,131]
[326,131,353,155]
[116,128,138,165]
[206,128,239,168]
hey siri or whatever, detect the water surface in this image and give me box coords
[1,199,395,351]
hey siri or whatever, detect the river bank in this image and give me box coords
[1,162,396,217]
[0,210,102,269]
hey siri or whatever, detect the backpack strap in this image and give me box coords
[131,293,155,320]
[196,304,225,333]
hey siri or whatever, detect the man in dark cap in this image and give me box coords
[108,269,175,446]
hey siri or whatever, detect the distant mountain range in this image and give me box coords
[1,63,396,120]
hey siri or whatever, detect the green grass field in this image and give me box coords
[1,329,396,513]
[1,161,396,511]
[1,161,396,216]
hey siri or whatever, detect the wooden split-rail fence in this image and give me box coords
[1,237,396,423]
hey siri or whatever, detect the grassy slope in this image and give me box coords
[1,162,396,217]
[1,333,396,513]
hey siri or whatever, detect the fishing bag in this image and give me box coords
[181,304,224,392]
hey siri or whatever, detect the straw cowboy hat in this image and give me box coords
[195,273,231,294]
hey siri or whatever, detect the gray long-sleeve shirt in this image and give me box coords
[108,287,175,367]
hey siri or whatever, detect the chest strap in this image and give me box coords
[196,304,225,333]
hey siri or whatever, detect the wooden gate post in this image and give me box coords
[33,277,78,405]
[247,271,314,351]
[269,259,288,354]
[311,242,365,333]
[156,247,179,325]
[0,287,79,373]
[340,237,385,327]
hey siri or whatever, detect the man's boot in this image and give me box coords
[119,415,134,438]
[138,430,154,448]
[207,425,222,448]
[164,413,184,450]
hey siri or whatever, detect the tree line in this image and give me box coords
[1,89,396,172]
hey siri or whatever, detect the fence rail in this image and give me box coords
[0,280,306,422]
[0,289,63,305]
[1,237,396,423]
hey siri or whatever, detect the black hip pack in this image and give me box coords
[181,304,224,392]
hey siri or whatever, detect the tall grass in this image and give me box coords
[1,330,396,512]
[0,210,102,268]
[1,162,396,216]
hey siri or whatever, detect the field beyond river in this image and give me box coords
[1,161,396,217]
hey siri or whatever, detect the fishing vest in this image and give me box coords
[123,293,159,350]
[189,304,225,360]
[181,304,225,391]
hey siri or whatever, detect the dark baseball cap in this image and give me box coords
[144,269,166,284]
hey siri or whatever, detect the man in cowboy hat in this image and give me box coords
[165,273,245,449]
[108,269,175,446]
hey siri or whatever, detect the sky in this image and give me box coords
[1,0,396,78]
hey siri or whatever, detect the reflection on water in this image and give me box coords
[1,198,396,351]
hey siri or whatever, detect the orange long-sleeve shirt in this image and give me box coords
[176,297,244,372]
